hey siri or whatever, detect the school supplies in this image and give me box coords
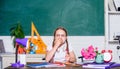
[27,62,65,68]
[83,62,115,69]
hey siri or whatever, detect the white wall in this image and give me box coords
[0,36,106,62]
[1,35,120,63]
[1,36,120,62]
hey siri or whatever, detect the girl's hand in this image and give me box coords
[54,38,63,48]
[65,53,70,62]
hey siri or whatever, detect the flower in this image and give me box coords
[81,45,96,59]
[95,47,101,55]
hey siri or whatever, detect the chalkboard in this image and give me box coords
[0,0,104,36]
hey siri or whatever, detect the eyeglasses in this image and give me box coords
[55,34,66,37]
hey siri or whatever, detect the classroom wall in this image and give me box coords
[1,0,120,63]
[1,36,120,62]
[0,36,105,62]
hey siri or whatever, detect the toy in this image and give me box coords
[95,53,104,63]
[15,22,47,54]
[27,22,47,54]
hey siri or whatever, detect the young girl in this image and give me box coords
[45,27,76,63]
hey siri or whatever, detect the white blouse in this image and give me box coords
[47,43,73,62]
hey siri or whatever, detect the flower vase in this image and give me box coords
[95,53,104,63]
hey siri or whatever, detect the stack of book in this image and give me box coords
[82,62,115,69]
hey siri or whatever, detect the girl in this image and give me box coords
[45,27,76,63]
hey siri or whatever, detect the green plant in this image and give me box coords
[10,23,25,48]
[9,22,25,63]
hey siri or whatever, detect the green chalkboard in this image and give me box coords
[0,0,104,36]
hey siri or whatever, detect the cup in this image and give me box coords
[20,54,26,65]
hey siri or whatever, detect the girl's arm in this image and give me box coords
[65,51,76,63]
[45,46,58,62]
[45,38,63,62]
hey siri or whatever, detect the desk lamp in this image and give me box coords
[11,38,28,67]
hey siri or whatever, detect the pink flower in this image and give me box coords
[81,45,96,60]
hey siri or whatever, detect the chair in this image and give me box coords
[0,39,5,53]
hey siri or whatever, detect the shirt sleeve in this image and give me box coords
[68,44,73,52]
[47,45,52,51]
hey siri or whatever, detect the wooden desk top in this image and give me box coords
[5,65,120,69]
[5,66,82,69]
[4,62,120,69]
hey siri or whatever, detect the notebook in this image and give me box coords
[83,62,115,69]
[27,62,65,68]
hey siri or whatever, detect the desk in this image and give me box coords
[4,62,120,69]
[4,66,120,69]
[5,66,82,69]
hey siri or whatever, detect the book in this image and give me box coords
[27,62,49,68]
[82,62,115,69]
[27,62,65,68]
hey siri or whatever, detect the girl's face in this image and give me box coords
[55,29,67,44]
